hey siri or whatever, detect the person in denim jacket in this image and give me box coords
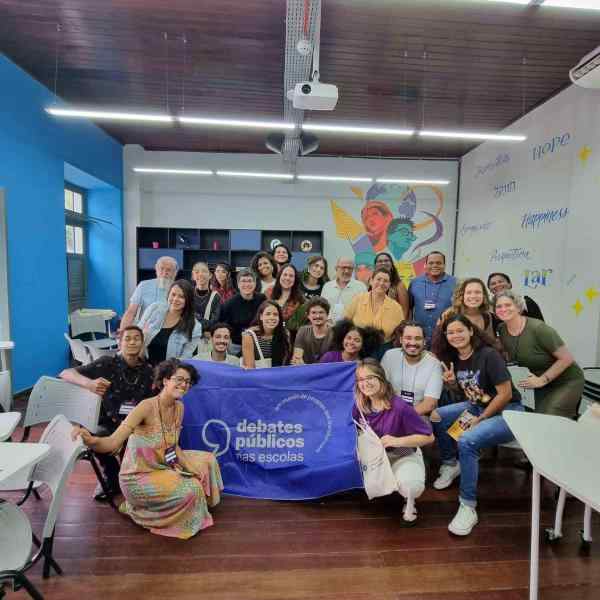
[139,279,202,365]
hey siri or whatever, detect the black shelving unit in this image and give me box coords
[136,227,324,283]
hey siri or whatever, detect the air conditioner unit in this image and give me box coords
[570,46,600,88]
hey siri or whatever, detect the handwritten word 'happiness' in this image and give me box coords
[521,208,569,231]
[532,133,570,161]
[474,153,510,178]
[490,248,531,264]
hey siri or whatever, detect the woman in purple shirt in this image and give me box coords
[352,359,434,524]
[319,319,382,363]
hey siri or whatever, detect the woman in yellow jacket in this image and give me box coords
[345,267,405,358]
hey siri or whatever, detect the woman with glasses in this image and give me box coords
[73,359,223,539]
[352,359,434,524]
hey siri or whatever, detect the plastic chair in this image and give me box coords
[0,415,85,599]
[0,377,115,508]
[63,333,91,366]
[84,343,117,362]
[69,311,117,352]
[0,369,11,412]
[544,404,599,553]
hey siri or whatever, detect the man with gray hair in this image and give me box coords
[321,257,367,323]
[217,269,266,354]
[120,256,178,330]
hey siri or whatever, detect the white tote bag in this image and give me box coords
[354,409,398,500]
[240,329,272,369]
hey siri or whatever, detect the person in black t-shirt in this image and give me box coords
[217,269,266,355]
[59,325,154,499]
[429,314,523,537]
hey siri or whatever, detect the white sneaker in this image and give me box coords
[433,463,461,490]
[448,503,478,536]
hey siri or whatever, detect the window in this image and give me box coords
[65,185,87,312]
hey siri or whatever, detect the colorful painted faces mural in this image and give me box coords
[330,183,445,286]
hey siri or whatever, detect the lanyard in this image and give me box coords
[424,278,442,303]
[157,398,177,448]
[401,353,421,394]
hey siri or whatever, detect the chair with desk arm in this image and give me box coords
[0,415,85,598]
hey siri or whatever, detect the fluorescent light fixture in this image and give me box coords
[544,1,600,9]
[179,116,295,130]
[216,171,294,179]
[419,130,526,141]
[303,123,414,136]
[133,168,213,175]
[296,175,374,182]
[481,1,530,4]
[46,107,173,122]
[376,178,450,185]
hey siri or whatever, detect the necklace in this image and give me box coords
[458,348,474,361]
[506,316,527,363]
[157,396,178,446]
[120,357,141,386]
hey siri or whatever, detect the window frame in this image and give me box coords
[65,183,88,312]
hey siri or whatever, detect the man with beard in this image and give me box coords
[121,256,179,330]
[197,322,240,366]
[292,297,333,364]
[380,320,443,417]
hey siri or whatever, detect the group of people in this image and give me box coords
[66,246,584,539]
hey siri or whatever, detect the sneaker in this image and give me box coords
[433,463,461,490]
[448,503,478,536]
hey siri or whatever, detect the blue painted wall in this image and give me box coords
[0,55,123,391]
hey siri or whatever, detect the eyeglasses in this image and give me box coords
[337,265,354,271]
[171,375,192,386]
[357,375,380,383]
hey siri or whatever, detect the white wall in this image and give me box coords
[124,148,458,299]
[456,84,600,365]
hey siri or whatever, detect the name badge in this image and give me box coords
[164,445,178,467]
[400,390,415,405]
[118,401,136,416]
[424,301,436,311]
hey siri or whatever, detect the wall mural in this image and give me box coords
[330,183,445,286]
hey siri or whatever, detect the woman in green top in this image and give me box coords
[494,290,584,417]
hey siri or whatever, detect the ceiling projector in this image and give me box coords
[570,46,600,89]
[287,81,339,110]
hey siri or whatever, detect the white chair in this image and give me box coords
[0,412,21,442]
[0,415,85,598]
[83,342,117,362]
[0,369,11,412]
[63,333,91,366]
[544,404,599,553]
[0,376,113,508]
[69,310,117,352]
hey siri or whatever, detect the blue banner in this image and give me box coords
[180,361,363,500]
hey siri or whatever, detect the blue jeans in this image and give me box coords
[432,401,524,507]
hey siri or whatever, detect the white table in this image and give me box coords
[504,412,600,600]
[0,412,20,442]
[0,442,51,484]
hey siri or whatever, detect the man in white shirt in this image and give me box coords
[197,322,240,366]
[381,320,443,416]
[120,256,178,330]
[321,257,367,323]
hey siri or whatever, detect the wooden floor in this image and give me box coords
[4,437,599,600]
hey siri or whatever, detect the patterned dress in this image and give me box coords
[119,399,223,539]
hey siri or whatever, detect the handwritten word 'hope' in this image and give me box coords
[522,208,569,231]
[490,248,531,263]
[532,133,570,161]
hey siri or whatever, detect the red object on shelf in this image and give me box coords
[212,241,219,250]
[152,241,159,249]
